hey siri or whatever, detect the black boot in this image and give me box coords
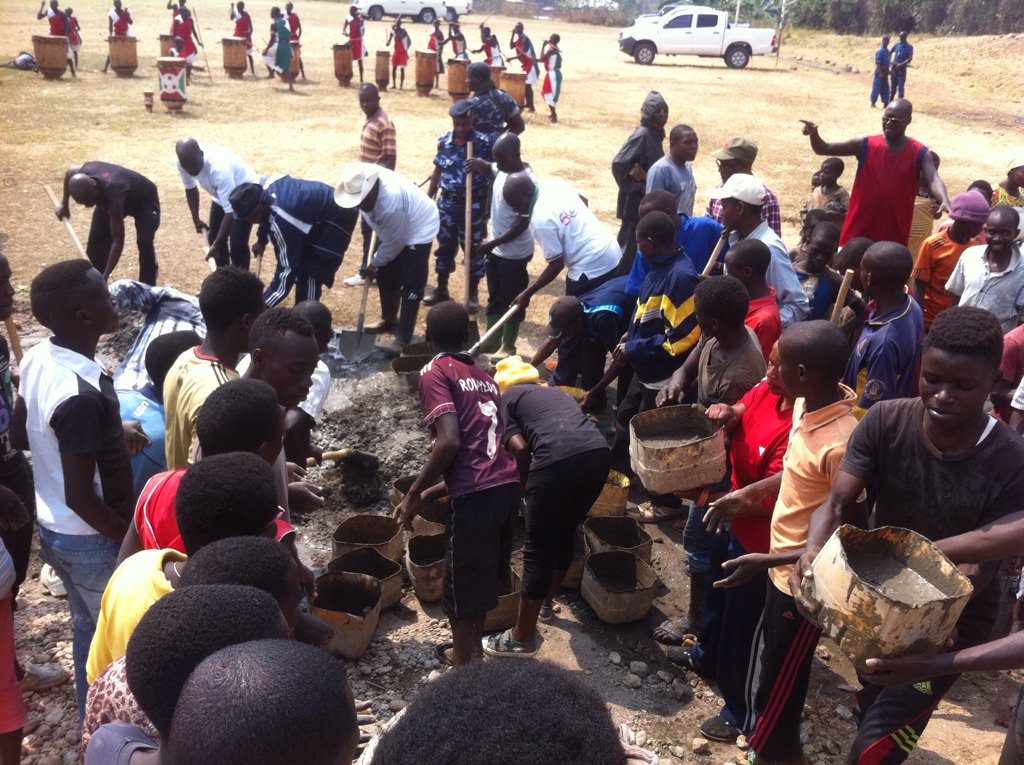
[366,287,399,334]
[381,298,420,357]
[466,277,480,315]
[422,272,450,306]
[525,84,535,112]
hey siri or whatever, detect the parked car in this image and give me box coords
[619,5,777,68]
[357,0,471,24]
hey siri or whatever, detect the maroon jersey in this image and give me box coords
[418,353,519,499]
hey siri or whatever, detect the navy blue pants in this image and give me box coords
[434,193,487,278]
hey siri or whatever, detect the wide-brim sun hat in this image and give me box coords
[334,162,382,208]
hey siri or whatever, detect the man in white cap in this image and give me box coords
[334,163,440,356]
[709,174,808,326]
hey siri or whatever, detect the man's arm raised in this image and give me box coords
[800,120,862,157]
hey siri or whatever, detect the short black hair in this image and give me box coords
[925,306,1003,371]
[175,453,279,554]
[694,275,749,327]
[803,208,830,229]
[248,307,315,355]
[727,239,770,276]
[863,241,913,287]
[195,378,281,456]
[822,156,845,176]
[177,536,294,607]
[967,179,993,200]
[30,259,95,330]
[990,205,1021,231]
[779,320,850,383]
[810,221,841,247]
[636,210,676,246]
[370,660,625,765]
[144,330,201,391]
[125,585,287,740]
[199,267,265,333]
[637,189,677,219]
[293,300,333,345]
[426,302,469,350]
[835,236,873,272]
[170,640,357,765]
[669,124,695,142]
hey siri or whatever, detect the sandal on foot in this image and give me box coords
[632,501,683,524]
[433,642,456,667]
[700,714,740,743]
[651,618,689,645]
[538,603,561,622]
[482,628,538,658]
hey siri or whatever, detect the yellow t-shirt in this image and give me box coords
[768,385,859,594]
[162,347,239,470]
[86,548,187,683]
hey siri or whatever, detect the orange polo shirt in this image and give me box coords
[768,385,859,594]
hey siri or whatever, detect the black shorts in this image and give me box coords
[443,482,519,619]
[748,582,822,761]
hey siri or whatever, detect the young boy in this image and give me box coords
[15,260,133,718]
[722,240,781,363]
[163,266,265,470]
[394,303,520,666]
[657,276,766,633]
[843,241,924,418]
[86,452,281,683]
[285,301,333,465]
[793,221,867,323]
[793,306,1024,764]
[709,320,859,764]
[911,189,988,329]
[805,157,849,228]
[610,211,699,477]
[945,206,1024,334]
[422,101,494,312]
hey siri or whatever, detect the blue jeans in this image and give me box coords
[36,526,119,725]
[870,72,890,105]
[682,475,732,574]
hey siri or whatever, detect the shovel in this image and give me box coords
[307,448,380,472]
[467,303,518,356]
[463,141,481,349]
[338,231,379,362]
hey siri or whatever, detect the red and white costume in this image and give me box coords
[231,7,253,53]
[391,29,410,68]
[346,15,366,59]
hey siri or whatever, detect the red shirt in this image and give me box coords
[112,10,129,36]
[744,288,782,363]
[842,134,927,246]
[728,381,793,554]
[998,325,1024,421]
[232,10,251,40]
[47,9,66,35]
[134,469,294,553]
[418,353,519,499]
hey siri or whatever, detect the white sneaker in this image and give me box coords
[343,274,366,287]
[40,564,66,598]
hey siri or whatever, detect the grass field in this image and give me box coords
[1,0,1023,341]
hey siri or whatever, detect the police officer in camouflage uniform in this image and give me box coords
[466,62,525,143]
[423,99,494,313]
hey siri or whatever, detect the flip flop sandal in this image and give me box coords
[700,714,741,743]
[632,501,684,524]
[482,628,538,658]
[538,603,561,622]
[651,618,687,645]
[433,642,456,667]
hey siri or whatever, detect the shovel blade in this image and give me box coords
[337,328,376,362]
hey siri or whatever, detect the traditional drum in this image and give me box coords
[500,71,526,107]
[447,58,468,101]
[375,50,390,89]
[156,56,187,112]
[108,35,138,77]
[488,64,506,82]
[333,43,353,86]
[32,35,67,80]
[222,36,247,78]
[159,34,174,57]
[414,49,434,97]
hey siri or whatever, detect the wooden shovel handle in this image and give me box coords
[831,269,855,325]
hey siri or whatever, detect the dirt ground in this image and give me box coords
[2,2,1024,762]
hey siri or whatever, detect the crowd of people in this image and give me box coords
[7,11,1024,759]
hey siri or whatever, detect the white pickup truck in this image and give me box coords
[619,5,777,68]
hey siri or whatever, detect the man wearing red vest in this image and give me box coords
[36,0,77,76]
[283,2,305,80]
[230,1,254,75]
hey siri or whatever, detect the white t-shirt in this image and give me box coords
[491,167,534,261]
[531,177,621,281]
[363,169,441,267]
[177,145,259,215]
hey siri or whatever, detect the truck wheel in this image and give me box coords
[634,42,656,65]
[724,45,750,69]
[418,7,437,23]
[367,4,384,20]
[444,7,458,21]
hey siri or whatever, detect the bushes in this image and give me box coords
[776,0,1023,34]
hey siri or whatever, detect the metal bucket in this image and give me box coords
[581,551,658,624]
[588,470,630,517]
[328,547,404,610]
[804,525,973,669]
[583,516,652,563]
[401,340,432,357]
[483,566,521,632]
[331,514,403,562]
[629,404,726,494]
[310,571,381,659]
[391,355,433,393]
[406,533,445,603]
[391,475,448,536]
